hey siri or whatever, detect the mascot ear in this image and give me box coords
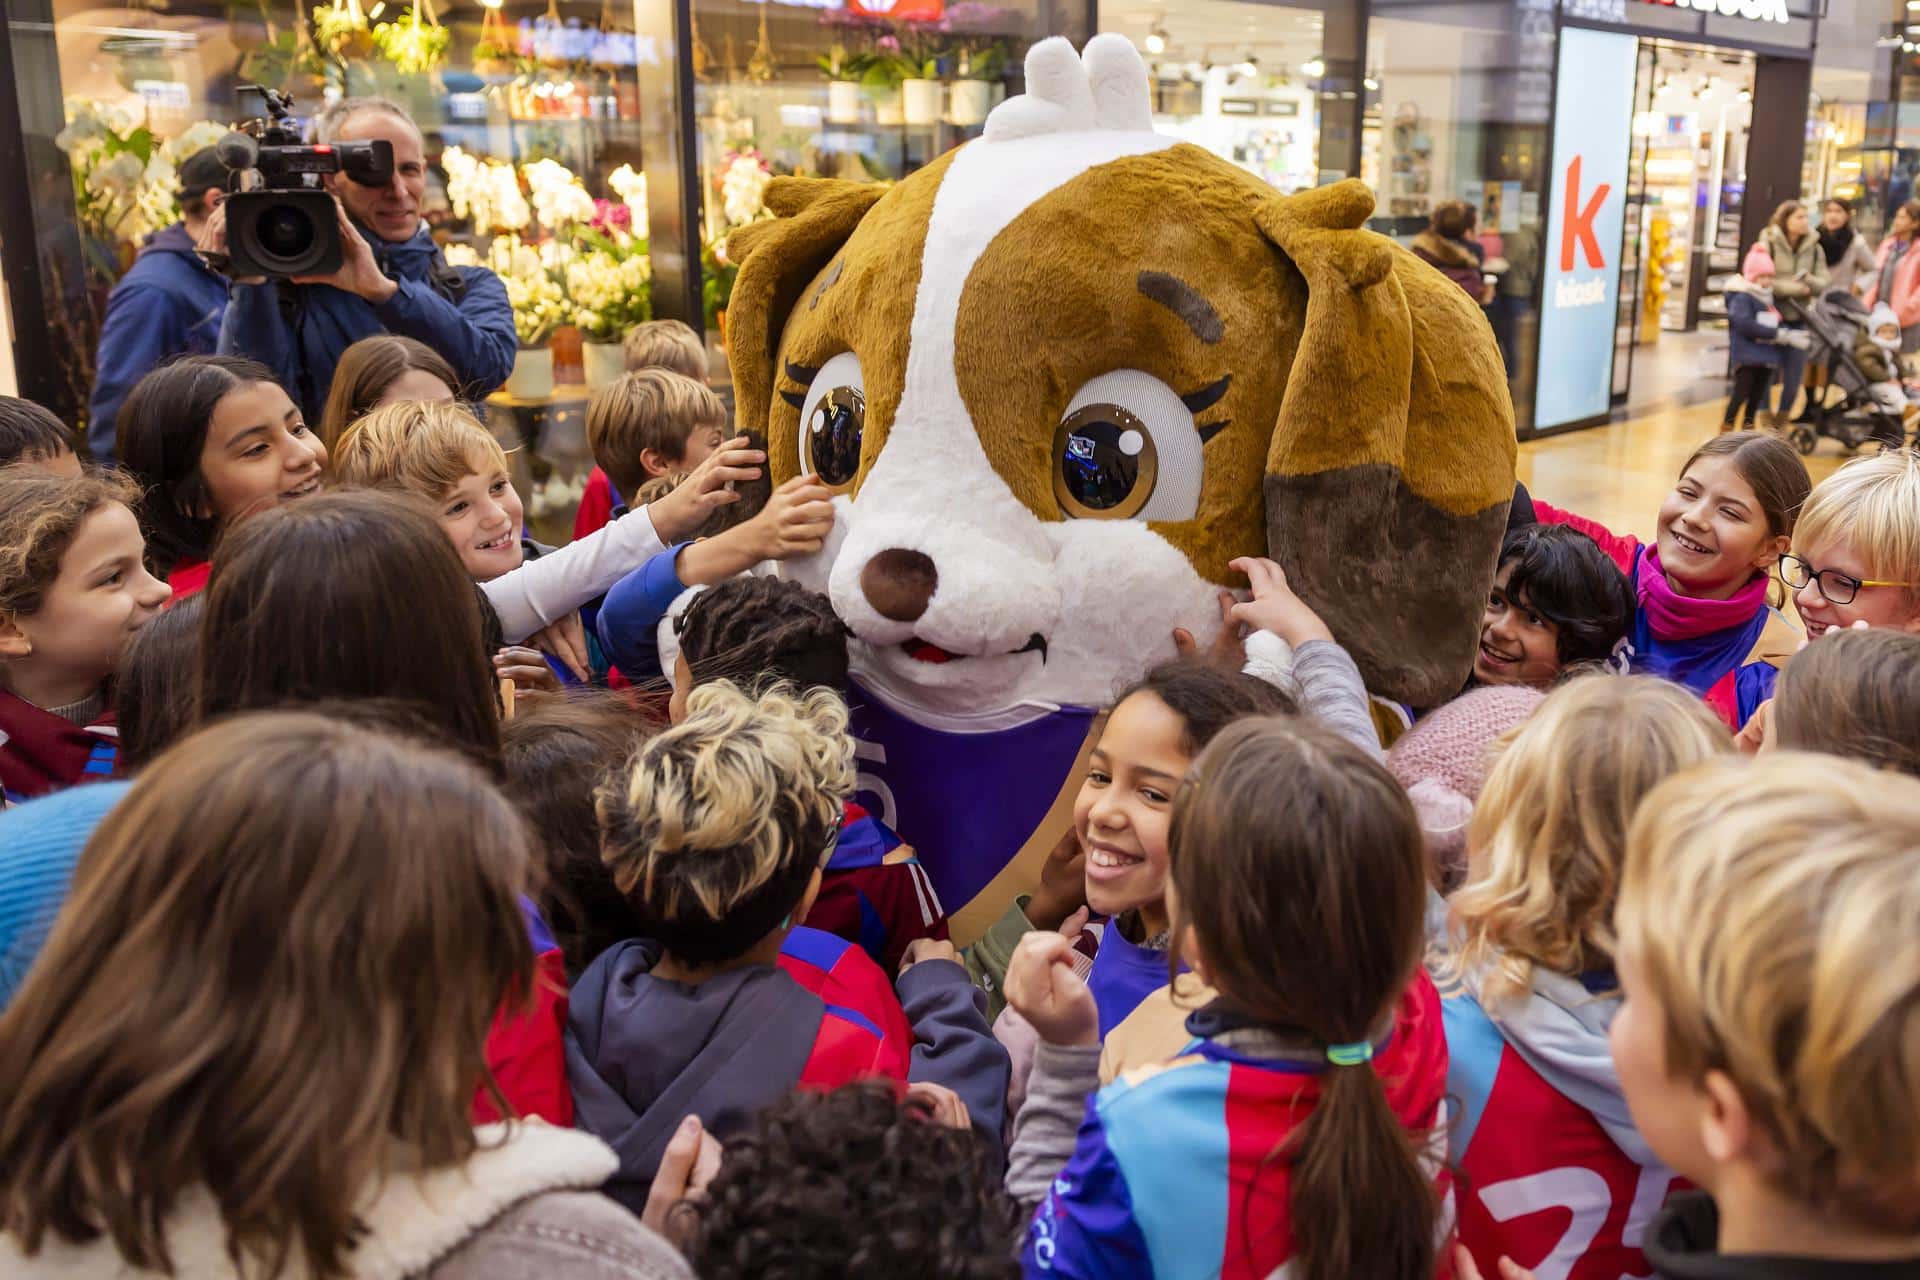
[725,177,885,439]
[1255,179,1515,709]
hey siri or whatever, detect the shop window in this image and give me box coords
[1098,0,1324,193]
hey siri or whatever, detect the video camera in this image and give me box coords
[215,85,395,279]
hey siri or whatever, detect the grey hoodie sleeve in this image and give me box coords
[1287,637,1382,760]
[1005,1040,1102,1212]
[897,958,1012,1151]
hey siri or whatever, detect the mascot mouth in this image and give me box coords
[901,633,1049,665]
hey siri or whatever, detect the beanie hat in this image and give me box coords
[1386,684,1544,887]
[0,781,129,1011]
[1869,302,1901,335]
[1742,242,1775,283]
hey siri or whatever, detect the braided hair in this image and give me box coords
[675,576,851,696]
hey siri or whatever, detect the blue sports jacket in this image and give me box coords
[88,224,229,461]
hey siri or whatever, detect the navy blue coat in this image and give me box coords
[217,221,516,422]
[1725,283,1785,370]
[87,224,229,462]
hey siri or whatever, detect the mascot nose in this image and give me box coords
[861,548,939,622]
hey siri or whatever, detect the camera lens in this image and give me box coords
[257,204,316,260]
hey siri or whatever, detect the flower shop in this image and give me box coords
[3,0,1084,530]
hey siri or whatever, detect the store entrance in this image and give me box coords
[1613,41,1757,413]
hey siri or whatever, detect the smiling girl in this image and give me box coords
[116,356,328,598]
[1531,431,1810,729]
[0,469,171,804]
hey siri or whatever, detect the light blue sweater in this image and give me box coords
[0,781,128,1010]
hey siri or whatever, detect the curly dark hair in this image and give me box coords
[1496,524,1634,667]
[675,575,851,695]
[683,1082,1021,1280]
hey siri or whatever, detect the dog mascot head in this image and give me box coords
[727,34,1514,730]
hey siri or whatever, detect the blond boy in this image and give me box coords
[621,318,708,380]
[1609,753,1920,1275]
[1783,449,1920,640]
[586,369,728,521]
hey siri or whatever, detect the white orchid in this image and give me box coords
[443,145,531,233]
[718,152,772,229]
[523,158,596,230]
[562,247,651,341]
[608,163,650,240]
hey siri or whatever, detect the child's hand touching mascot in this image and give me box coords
[724,35,1516,935]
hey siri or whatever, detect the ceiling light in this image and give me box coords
[1737,87,1752,102]
[1364,73,1380,91]
[1303,56,1326,78]
[1144,25,1168,56]
[1234,53,1259,79]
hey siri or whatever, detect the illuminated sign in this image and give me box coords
[1638,0,1789,24]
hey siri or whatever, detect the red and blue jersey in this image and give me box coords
[777,924,913,1087]
[475,898,573,1126]
[1024,974,1452,1280]
[804,801,949,975]
[1444,990,1677,1280]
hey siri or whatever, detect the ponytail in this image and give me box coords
[1169,715,1438,1279]
[1287,1058,1437,1280]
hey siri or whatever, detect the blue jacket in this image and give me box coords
[87,225,228,461]
[217,221,516,422]
[1724,278,1784,370]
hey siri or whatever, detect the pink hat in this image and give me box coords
[1387,684,1546,886]
[1742,243,1775,282]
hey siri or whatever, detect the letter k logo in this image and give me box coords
[1559,155,1610,272]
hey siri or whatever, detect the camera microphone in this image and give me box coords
[215,130,259,175]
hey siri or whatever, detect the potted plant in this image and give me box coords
[949,40,1005,125]
[895,30,946,126]
[488,234,569,399]
[818,42,873,124]
[861,35,911,125]
[565,224,652,389]
[370,2,449,75]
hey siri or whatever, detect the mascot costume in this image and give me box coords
[724,34,1517,936]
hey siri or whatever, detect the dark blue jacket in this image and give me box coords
[1725,278,1784,370]
[216,221,516,422]
[87,224,228,462]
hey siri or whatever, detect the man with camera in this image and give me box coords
[86,148,232,463]
[202,94,516,421]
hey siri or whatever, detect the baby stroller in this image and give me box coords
[1776,290,1907,455]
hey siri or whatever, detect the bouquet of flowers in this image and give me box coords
[565,241,652,341]
[718,150,772,229]
[523,158,597,231]
[441,145,531,233]
[55,102,229,274]
[475,233,572,346]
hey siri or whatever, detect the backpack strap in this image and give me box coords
[428,246,469,305]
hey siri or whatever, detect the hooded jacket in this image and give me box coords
[1855,303,1904,384]
[1412,228,1490,301]
[1724,276,1785,370]
[1758,225,1831,303]
[87,223,229,462]
[567,927,1007,1212]
[0,1122,691,1280]
[217,220,516,422]
[1642,1192,1920,1279]
[1445,965,1678,1280]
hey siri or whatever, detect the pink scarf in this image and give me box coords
[1635,546,1770,641]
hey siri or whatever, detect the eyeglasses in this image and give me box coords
[1778,553,1916,606]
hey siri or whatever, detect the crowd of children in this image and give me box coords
[1,323,1918,1279]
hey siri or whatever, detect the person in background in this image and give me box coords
[1818,197,1878,296]
[1721,244,1796,433]
[1413,198,1493,304]
[317,332,460,452]
[575,320,713,542]
[1758,201,1829,423]
[206,96,516,422]
[1864,197,1920,355]
[85,148,230,464]
[0,398,80,476]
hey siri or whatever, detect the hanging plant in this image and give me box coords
[372,1,449,74]
[311,0,373,59]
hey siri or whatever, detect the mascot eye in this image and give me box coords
[796,351,866,493]
[1052,371,1205,522]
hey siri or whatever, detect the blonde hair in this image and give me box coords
[597,680,854,964]
[1793,449,1920,611]
[1620,752,1920,1232]
[586,368,726,501]
[622,318,709,380]
[331,399,511,499]
[0,711,533,1276]
[1448,675,1730,1005]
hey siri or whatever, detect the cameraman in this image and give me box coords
[202,96,515,421]
[87,148,231,463]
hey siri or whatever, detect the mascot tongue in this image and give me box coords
[905,639,955,664]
